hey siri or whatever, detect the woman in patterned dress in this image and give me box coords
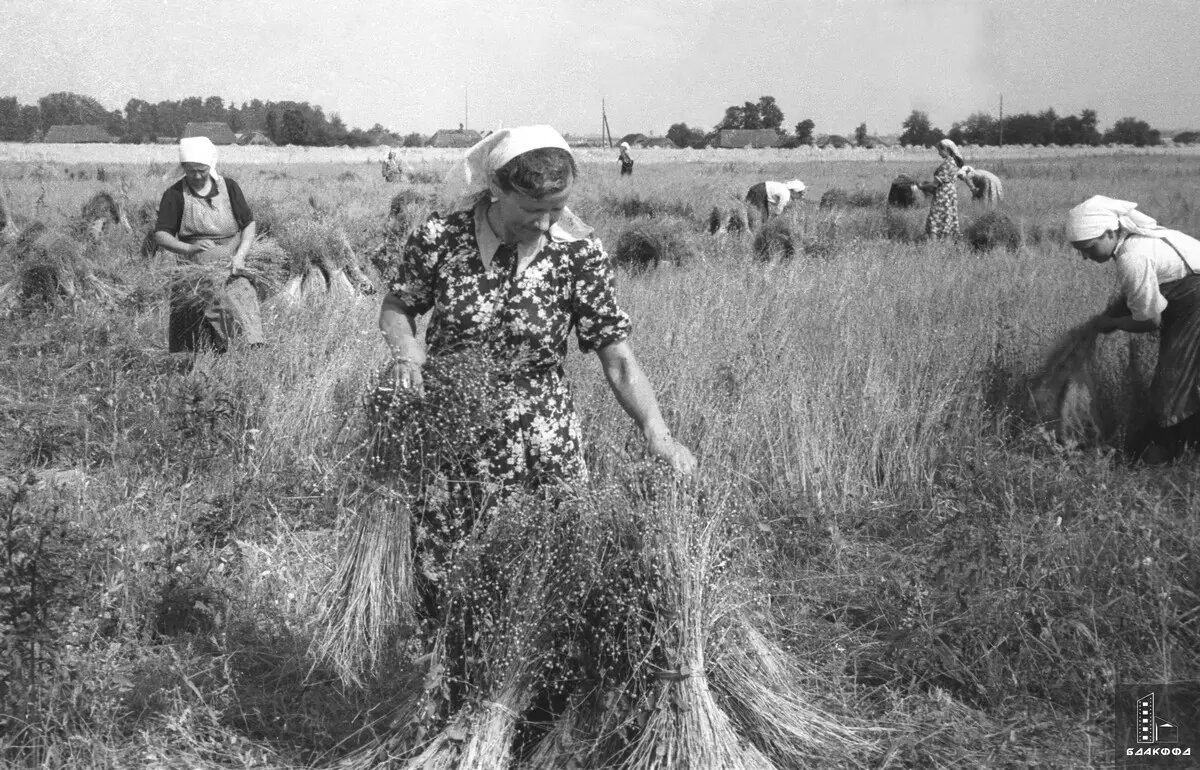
[378,125,696,490]
[925,138,964,239]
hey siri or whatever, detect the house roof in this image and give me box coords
[715,128,779,148]
[429,129,483,147]
[236,131,275,146]
[181,122,237,145]
[43,124,116,143]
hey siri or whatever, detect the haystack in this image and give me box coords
[708,206,746,235]
[752,217,801,261]
[613,216,698,271]
[1030,322,1104,446]
[273,220,371,298]
[820,188,886,209]
[888,175,921,208]
[964,211,1021,252]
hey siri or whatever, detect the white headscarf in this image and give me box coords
[619,141,630,150]
[1066,195,1167,242]
[956,165,974,179]
[937,138,963,164]
[784,179,806,194]
[179,136,219,175]
[462,125,572,197]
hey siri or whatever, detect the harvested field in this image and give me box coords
[2,148,1199,770]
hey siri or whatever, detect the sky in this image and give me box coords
[3,0,1199,138]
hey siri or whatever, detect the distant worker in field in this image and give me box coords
[744,179,806,230]
[925,138,964,238]
[154,136,265,352]
[957,165,1003,206]
[618,141,634,176]
[1067,195,1200,461]
[381,149,403,183]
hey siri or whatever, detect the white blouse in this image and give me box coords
[1114,230,1200,322]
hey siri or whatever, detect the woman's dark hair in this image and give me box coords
[493,147,577,198]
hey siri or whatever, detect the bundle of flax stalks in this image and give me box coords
[1030,321,1105,446]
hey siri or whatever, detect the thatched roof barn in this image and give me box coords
[43,125,116,144]
[182,122,237,145]
[428,128,483,148]
[236,131,275,146]
[715,129,779,149]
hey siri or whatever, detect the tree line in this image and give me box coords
[0,92,415,147]
[665,97,1175,149]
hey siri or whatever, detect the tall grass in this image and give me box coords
[1,154,1197,767]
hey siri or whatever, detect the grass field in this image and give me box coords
[2,146,1198,768]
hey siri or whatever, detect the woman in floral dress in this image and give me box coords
[378,125,696,489]
[925,138,965,239]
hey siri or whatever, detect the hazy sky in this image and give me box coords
[4,0,1198,138]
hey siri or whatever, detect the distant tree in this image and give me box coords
[0,97,34,141]
[854,122,869,146]
[948,112,999,146]
[898,110,943,147]
[793,119,815,145]
[715,96,783,131]
[1172,130,1200,145]
[1104,117,1161,146]
[37,91,111,132]
[401,131,425,147]
[123,98,157,142]
[667,122,706,148]
[758,96,784,131]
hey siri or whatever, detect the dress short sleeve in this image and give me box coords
[386,213,444,315]
[570,238,631,353]
[154,182,184,234]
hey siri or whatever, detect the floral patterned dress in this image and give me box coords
[387,207,631,487]
[925,157,960,239]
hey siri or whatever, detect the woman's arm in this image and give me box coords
[597,340,696,475]
[379,292,426,391]
[1090,296,1158,334]
[230,221,257,273]
[154,230,203,257]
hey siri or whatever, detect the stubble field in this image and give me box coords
[2,144,1198,769]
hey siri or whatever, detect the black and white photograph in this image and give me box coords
[2,1,1198,767]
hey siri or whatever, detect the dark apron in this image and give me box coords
[1148,237,1200,427]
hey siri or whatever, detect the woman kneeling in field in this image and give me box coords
[154,136,265,353]
[1069,195,1200,461]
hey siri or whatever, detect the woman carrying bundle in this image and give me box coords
[1068,195,1200,461]
[154,136,265,352]
[379,124,696,489]
[925,138,964,238]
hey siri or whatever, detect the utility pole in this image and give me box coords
[998,93,1003,147]
[464,85,469,130]
[601,99,613,148]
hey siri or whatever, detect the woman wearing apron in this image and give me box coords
[154,136,265,352]
[1068,195,1200,461]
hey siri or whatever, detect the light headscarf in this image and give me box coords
[462,125,573,198]
[619,141,630,150]
[784,179,806,194]
[937,138,963,164]
[179,136,219,176]
[1066,195,1167,242]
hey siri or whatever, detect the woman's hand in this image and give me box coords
[389,356,424,396]
[647,431,697,476]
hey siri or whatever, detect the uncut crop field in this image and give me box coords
[2,146,1198,768]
